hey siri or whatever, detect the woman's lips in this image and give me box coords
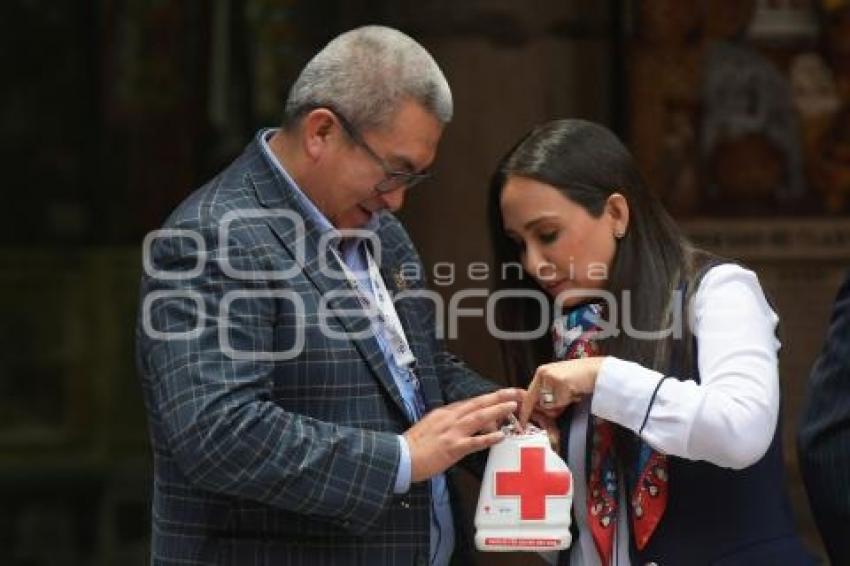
[542,278,568,294]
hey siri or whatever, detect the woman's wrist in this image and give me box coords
[588,356,607,388]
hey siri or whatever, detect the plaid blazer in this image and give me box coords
[798,269,850,564]
[136,132,497,565]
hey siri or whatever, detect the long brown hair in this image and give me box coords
[488,119,710,386]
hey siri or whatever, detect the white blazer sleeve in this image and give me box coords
[590,263,780,469]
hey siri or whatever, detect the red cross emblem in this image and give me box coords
[495,446,571,520]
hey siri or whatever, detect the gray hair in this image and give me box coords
[284,26,453,131]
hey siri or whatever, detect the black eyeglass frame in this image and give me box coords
[320,105,434,194]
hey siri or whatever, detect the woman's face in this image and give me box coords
[499,175,628,307]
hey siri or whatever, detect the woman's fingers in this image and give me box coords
[533,364,563,409]
[530,409,561,452]
[518,372,542,426]
[539,406,564,419]
[520,359,605,429]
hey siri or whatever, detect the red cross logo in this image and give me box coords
[495,446,571,520]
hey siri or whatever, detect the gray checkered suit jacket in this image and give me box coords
[136,132,497,565]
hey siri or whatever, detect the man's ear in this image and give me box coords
[301,108,338,160]
[605,192,629,237]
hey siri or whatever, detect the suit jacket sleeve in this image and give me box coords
[137,215,401,536]
[798,269,850,563]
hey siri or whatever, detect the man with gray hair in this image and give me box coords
[136,25,520,565]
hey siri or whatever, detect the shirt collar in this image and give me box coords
[258,128,381,245]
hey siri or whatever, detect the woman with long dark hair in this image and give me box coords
[490,119,813,565]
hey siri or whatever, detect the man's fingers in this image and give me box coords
[457,429,506,455]
[449,387,522,415]
[458,400,518,436]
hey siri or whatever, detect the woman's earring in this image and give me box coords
[614,229,625,239]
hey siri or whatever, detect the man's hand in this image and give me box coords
[403,388,522,482]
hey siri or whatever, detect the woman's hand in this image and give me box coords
[529,409,561,453]
[518,357,606,427]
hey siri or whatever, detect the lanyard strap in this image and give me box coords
[331,244,416,370]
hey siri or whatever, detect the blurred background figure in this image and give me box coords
[799,268,850,565]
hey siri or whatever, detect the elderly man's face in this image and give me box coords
[324,99,443,230]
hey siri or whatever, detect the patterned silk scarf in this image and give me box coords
[552,303,668,565]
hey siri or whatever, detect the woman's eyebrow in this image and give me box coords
[524,214,560,230]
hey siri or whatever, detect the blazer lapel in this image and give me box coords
[244,135,410,420]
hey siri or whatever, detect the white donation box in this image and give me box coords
[475,425,574,552]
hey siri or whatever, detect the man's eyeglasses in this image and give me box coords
[326,106,433,194]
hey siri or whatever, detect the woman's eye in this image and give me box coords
[539,231,558,244]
